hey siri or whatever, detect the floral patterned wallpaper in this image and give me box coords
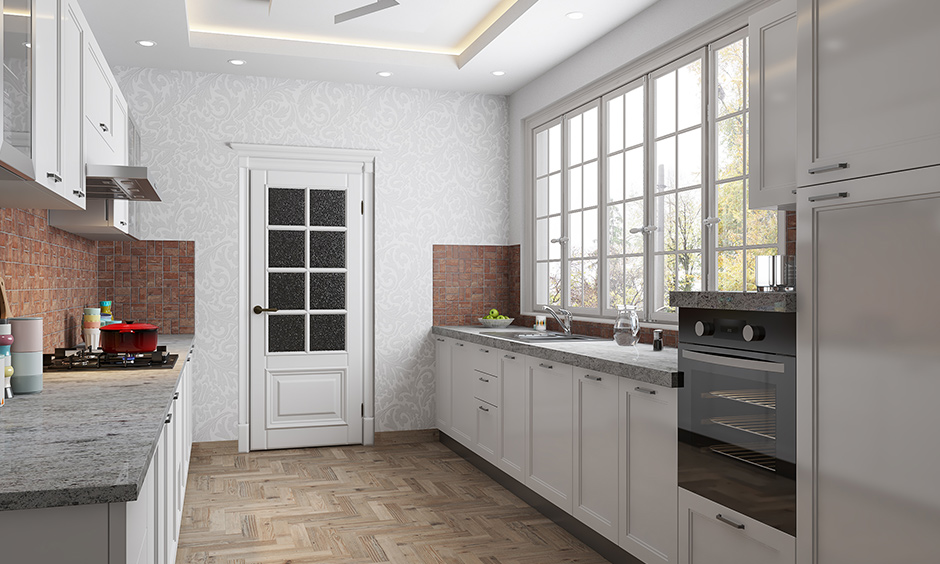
[113,68,509,441]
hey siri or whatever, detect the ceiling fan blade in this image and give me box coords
[335,0,400,24]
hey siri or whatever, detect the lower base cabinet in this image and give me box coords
[573,370,620,542]
[497,352,526,482]
[678,488,795,564]
[525,358,574,513]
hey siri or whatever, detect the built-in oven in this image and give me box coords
[678,308,796,536]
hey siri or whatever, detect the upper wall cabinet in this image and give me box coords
[83,30,128,167]
[748,0,797,210]
[796,0,940,187]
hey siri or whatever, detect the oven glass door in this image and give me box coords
[678,343,796,536]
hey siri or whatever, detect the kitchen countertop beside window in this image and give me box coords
[432,326,681,388]
[0,334,195,512]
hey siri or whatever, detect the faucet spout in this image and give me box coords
[543,306,573,335]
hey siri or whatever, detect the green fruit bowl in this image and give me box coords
[479,317,514,328]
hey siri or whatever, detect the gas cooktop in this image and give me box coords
[43,346,179,371]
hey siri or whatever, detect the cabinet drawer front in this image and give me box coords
[473,370,498,406]
[472,344,498,376]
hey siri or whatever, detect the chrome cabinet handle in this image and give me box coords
[716,514,745,530]
[504,354,515,360]
[99,123,109,132]
[435,338,445,342]
[478,377,489,383]
[808,162,847,174]
[585,375,602,382]
[47,172,62,183]
[455,342,465,347]
[252,305,279,314]
[73,190,84,198]
[119,221,127,226]
[173,392,179,400]
[165,414,172,424]
[634,386,657,395]
[479,348,489,353]
[808,192,849,202]
[539,363,553,369]
[478,405,490,412]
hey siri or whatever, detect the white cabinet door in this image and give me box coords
[497,351,526,482]
[748,0,797,210]
[434,336,452,431]
[48,198,133,240]
[449,341,476,447]
[525,358,574,513]
[796,0,940,187]
[620,382,678,564]
[153,423,166,564]
[163,402,178,564]
[83,36,114,163]
[679,488,794,564]
[60,0,85,202]
[474,399,499,464]
[125,453,155,564]
[572,370,619,542]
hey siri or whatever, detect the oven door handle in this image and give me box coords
[681,350,785,373]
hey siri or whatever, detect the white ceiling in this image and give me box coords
[77,0,660,95]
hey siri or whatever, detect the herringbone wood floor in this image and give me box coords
[177,441,611,564]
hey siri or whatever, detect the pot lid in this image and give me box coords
[100,322,158,332]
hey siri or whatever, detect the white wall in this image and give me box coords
[507,0,753,245]
[115,68,509,441]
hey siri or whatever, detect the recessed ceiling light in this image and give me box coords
[567,11,584,20]
[376,71,393,77]
[228,59,247,66]
[136,40,157,47]
[492,71,506,77]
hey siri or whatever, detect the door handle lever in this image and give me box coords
[253,305,279,314]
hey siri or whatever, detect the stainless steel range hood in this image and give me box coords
[85,164,161,201]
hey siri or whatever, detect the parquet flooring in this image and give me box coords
[177,441,611,564]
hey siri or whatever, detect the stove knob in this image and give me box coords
[694,321,715,337]
[743,325,766,342]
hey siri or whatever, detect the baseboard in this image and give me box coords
[439,432,641,564]
[374,428,439,446]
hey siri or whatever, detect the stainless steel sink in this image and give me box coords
[479,331,608,343]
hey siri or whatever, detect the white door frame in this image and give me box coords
[231,143,377,452]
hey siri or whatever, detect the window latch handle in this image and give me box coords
[550,236,569,244]
[629,225,658,235]
[704,217,721,228]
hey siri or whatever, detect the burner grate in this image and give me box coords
[43,346,179,371]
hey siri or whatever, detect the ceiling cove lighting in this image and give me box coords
[492,71,505,76]
[566,12,584,20]
[376,71,393,77]
[136,40,157,47]
[228,59,247,66]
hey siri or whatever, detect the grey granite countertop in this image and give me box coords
[432,326,681,388]
[0,335,195,512]
[669,291,796,313]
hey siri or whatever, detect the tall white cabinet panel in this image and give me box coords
[449,341,476,447]
[796,167,940,564]
[434,336,452,431]
[748,0,797,210]
[796,0,940,187]
[572,371,619,542]
[679,489,794,564]
[525,359,574,513]
[497,351,526,482]
[620,382,677,564]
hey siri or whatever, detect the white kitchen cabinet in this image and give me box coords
[678,488,794,564]
[525,358,574,513]
[748,0,797,210]
[434,336,452,431]
[497,351,526,482]
[84,33,117,164]
[449,341,476,447]
[572,370,620,542]
[49,197,133,240]
[164,398,179,564]
[795,0,940,187]
[473,398,499,464]
[620,381,678,564]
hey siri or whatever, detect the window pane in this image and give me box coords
[624,87,645,148]
[583,162,598,208]
[549,124,562,172]
[717,115,745,180]
[624,200,645,254]
[717,250,744,291]
[583,260,598,308]
[624,256,644,308]
[608,257,625,308]
[677,59,702,130]
[624,147,644,199]
[536,128,548,177]
[549,262,562,305]
[569,211,582,258]
[537,262,548,304]
[584,208,598,257]
[655,137,675,193]
[677,189,702,251]
[746,248,777,291]
[746,184,778,246]
[536,177,548,217]
[717,180,744,248]
[570,260,583,307]
[608,204,624,255]
[652,193,669,253]
[608,95,624,152]
[584,107,599,161]
[677,129,702,188]
[608,152,624,202]
[569,113,582,165]
[667,252,702,294]
[569,166,582,210]
[716,40,745,118]
[549,216,561,260]
[549,173,562,215]
[655,71,676,136]
[536,218,548,260]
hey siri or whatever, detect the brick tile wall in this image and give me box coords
[97,241,195,334]
[0,208,99,350]
[785,210,796,255]
[432,244,520,326]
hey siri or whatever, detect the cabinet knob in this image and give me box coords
[99,123,109,132]
[47,172,62,183]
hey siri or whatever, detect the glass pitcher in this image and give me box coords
[614,306,639,346]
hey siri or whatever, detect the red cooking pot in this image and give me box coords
[100,322,159,353]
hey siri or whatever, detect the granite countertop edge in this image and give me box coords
[669,291,797,313]
[432,326,681,388]
[0,335,195,512]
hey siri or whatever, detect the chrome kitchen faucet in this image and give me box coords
[543,306,572,335]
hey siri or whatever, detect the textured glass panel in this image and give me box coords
[717,181,745,248]
[655,71,676,137]
[269,272,305,310]
[269,188,304,226]
[677,129,702,188]
[718,250,745,291]
[269,231,305,268]
[608,152,624,202]
[310,232,345,268]
[569,113,582,165]
[269,315,305,353]
[655,137,675,193]
[310,314,345,352]
[624,147,644,200]
[583,107,598,161]
[716,40,745,118]
[309,189,346,227]
[608,95,624,152]
[624,87,645,148]
[677,59,703,130]
[310,273,345,310]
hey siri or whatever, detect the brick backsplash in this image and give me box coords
[97,241,195,334]
[786,210,796,256]
[0,208,98,351]
[432,245,520,326]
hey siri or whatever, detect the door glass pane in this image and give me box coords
[569,211,582,258]
[624,256,644,308]
[269,188,304,226]
[747,190,779,247]
[584,208,598,257]
[536,218,548,260]
[548,216,561,260]
[583,162,598,208]
[310,314,345,351]
[608,257,624,308]
[310,232,345,268]
[536,177,548,216]
[310,273,345,310]
[548,124,562,172]
[269,315,305,352]
[677,59,702,130]
[569,166,582,210]
[269,272,305,310]
[583,259,598,307]
[717,115,745,180]
[310,190,346,227]
[536,128,549,177]
[569,260,583,307]
[549,173,562,215]
[536,262,548,304]
[269,231,305,267]
[548,261,562,305]
[655,71,676,136]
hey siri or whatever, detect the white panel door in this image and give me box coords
[497,351,526,482]
[573,371,619,542]
[525,358,574,512]
[249,166,365,449]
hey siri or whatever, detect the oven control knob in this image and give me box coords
[694,321,715,337]
[743,325,766,342]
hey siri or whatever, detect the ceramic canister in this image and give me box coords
[99,301,112,315]
[11,351,42,394]
[10,317,42,353]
